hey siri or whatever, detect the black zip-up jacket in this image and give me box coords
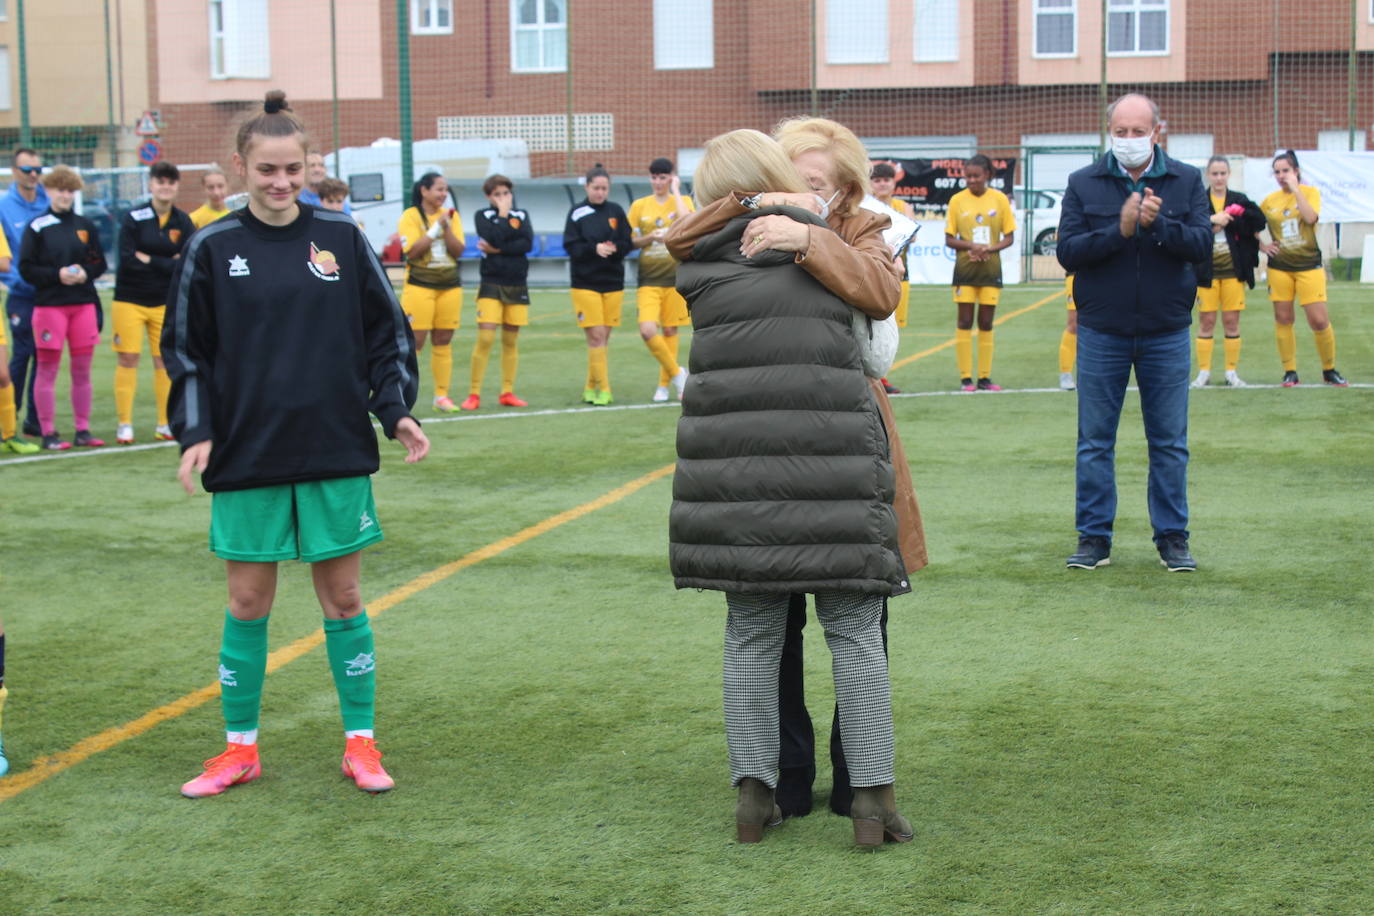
[161,204,418,493]
[18,208,108,307]
[474,205,534,286]
[114,202,196,306]
[1057,151,1212,337]
[563,197,632,292]
[1195,188,1265,290]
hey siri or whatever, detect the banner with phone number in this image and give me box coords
[869,157,1018,215]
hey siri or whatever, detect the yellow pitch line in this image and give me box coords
[888,288,1065,372]
[0,462,676,804]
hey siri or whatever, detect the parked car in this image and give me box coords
[1013,187,1063,255]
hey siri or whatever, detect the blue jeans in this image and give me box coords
[4,294,38,430]
[1075,325,1190,542]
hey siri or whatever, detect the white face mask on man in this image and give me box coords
[1111,134,1154,170]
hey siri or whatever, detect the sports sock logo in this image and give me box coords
[344,652,375,677]
[218,663,238,687]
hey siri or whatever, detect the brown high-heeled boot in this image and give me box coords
[735,777,783,843]
[850,783,913,847]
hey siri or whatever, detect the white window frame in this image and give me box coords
[511,0,568,74]
[0,46,11,111]
[1166,133,1212,162]
[1105,0,1169,57]
[654,0,714,70]
[913,0,959,63]
[411,0,454,35]
[0,1,8,21]
[209,0,271,80]
[1032,0,1077,59]
[825,0,889,66]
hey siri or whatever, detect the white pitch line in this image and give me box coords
[3,383,1369,469]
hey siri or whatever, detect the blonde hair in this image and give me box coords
[693,129,808,207]
[772,117,871,218]
[40,165,83,192]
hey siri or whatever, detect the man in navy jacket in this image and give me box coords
[1057,94,1212,573]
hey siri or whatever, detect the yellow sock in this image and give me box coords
[1195,336,1215,373]
[469,329,496,396]
[1312,325,1336,370]
[114,365,139,425]
[500,329,520,395]
[431,344,454,399]
[665,334,680,378]
[0,383,16,439]
[976,330,995,378]
[154,368,171,426]
[1223,336,1242,373]
[586,349,597,390]
[644,334,679,381]
[1275,323,1297,372]
[590,347,610,393]
[1058,329,1076,373]
[658,334,681,386]
[955,328,973,378]
[0,684,7,733]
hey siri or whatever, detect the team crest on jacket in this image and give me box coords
[308,242,341,281]
[608,217,618,229]
[509,217,521,228]
[169,229,182,243]
[76,229,89,244]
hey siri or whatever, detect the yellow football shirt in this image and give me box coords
[1261,185,1321,272]
[1209,193,1235,279]
[628,194,695,287]
[945,188,1016,287]
[398,206,465,289]
[189,203,231,230]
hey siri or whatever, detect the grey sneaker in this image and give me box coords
[1067,535,1111,570]
[1157,533,1197,572]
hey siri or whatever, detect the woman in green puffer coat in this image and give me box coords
[668,129,912,848]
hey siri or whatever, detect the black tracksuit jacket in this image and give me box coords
[473,205,534,286]
[18,208,108,307]
[563,198,632,292]
[161,204,419,492]
[114,202,196,306]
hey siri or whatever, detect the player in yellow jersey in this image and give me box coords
[944,155,1015,391]
[870,161,912,394]
[1260,150,1345,386]
[398,172,466,410]
[1058,273,1077,390]
[1,229,40,453]
[188,166,232,230]
[1193,156,1265,389]
[629,158,693,401]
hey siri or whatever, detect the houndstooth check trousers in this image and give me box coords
[723,590,894,789]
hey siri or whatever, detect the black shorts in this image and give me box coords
[477,283,531,306]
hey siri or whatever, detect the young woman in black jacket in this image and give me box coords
[563,164,631,405]
[1192,156,1264,388]
[17,166,109,450]
[164,90,428,799]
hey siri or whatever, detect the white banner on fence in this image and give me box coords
[906,220,1023,285]
[1243,151,1374,223]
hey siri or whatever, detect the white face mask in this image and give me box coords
[815,187,842,220]
[1111,134,1154,170]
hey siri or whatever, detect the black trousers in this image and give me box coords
[777,593,890,797]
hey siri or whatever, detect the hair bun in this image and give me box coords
[264,90,289,115]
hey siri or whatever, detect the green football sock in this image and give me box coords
[324,612,376,733]
[219,612,269,733]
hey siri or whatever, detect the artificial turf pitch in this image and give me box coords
[0,283,1370,914]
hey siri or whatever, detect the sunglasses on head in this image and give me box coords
[16,166,41,175]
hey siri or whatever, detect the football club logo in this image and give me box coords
[608,217,618,229]
[509,217,521,229]
[975,213,984,223]
[41,330,52,342]
[169,229,182,243]
[76,229,89,244]
[307,242,341,281]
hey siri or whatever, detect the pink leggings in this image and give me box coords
[33,304,100,436]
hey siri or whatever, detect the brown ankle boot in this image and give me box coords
[735,777,783,843]
[850,784,913,847]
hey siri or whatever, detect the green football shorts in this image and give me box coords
[209,477,383,563]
